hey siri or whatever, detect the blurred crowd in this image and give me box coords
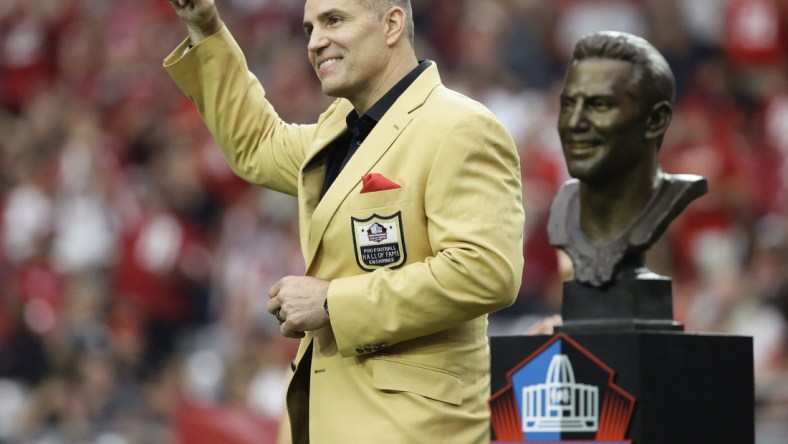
[0,0,786,442]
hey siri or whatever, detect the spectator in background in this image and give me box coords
[0,1,786,442]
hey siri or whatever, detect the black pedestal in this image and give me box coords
[559,277,683,333]
[489,332,753,444]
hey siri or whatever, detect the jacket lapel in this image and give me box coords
[298,106,351,261]
[302,64,442,271]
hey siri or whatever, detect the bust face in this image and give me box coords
[557,58,652,183]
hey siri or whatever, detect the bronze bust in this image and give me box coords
[548,31,707,289]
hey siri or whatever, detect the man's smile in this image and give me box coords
[317,57,342,72]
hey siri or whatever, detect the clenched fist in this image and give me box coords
[268,276,331,339]
[168,0,223,44]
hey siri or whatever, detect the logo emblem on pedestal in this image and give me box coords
[490,334,635,443]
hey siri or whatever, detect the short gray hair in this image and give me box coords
[360,0,414,46]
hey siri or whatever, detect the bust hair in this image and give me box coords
[571,31,675,111]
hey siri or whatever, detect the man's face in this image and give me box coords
[557,58,651,183]
[303,0,390,108]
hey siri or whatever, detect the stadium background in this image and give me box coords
[0,0,786,442]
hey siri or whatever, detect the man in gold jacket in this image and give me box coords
[164,0,524,442]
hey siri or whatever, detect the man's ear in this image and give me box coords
[645,101,672,141]
[384,7,406,46]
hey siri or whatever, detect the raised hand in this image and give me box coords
[168,0,223,44]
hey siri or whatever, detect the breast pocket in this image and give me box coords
[348,186,411,211]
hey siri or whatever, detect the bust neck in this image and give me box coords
[579,167,662,246]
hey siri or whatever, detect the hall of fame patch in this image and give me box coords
[351,212,406,271]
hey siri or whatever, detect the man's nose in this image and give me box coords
[567,101,587,129]
[307,29,329,53]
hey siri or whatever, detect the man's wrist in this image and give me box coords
[187,15,223,46]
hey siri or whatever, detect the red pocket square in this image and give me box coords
[361,173,401,193]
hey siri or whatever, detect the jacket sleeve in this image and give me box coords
[163,26,316,196]
[328,110,525,356]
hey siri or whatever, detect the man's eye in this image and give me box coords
[328,16,342,25]
[589,100,611,111]
[559,98,575,110]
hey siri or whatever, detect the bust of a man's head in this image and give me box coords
[549,31,707,287]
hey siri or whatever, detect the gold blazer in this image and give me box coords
[165,26,525,444]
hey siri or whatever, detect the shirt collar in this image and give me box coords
[345,59,433,130]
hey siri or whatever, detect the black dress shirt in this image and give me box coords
[320,60,432,198]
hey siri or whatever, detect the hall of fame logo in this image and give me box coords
[490,334,635,443]
[351,212,406,272]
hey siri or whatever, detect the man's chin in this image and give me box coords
[320,82,339,96]
[566,163,597,180]
[319,81,351,100]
